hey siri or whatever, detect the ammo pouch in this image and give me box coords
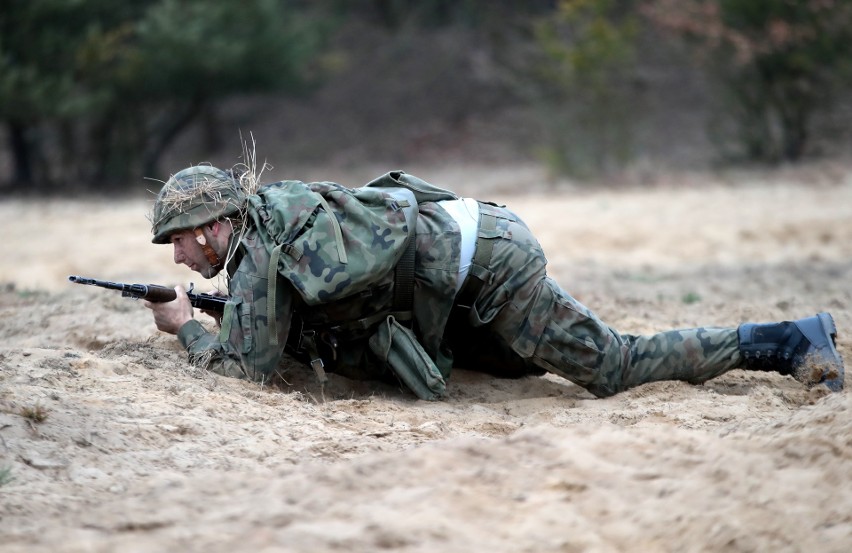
[368,315,447,401]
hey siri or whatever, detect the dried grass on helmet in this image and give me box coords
[146,134,270,227]
[148,173,236,228]
[231,133,268,197]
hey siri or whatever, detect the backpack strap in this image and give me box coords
[298,330,329,386]
[454,209,497,309]
[268,243,284,346]
[392,224,416,320]
[384,188,419,324]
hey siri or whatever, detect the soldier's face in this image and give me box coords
[169,229,217,278]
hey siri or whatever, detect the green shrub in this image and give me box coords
[644,0,852,163]
[528,0,640,179]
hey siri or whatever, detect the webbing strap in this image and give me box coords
[387,187,418,323]
[455,211,497,308]
[268,243,284,346]
[472,212,496,268]
[194,228,223,270]
[300,331,329,386]
[393,233,416,316]
[326,309,412,336]
[317,195,348,264]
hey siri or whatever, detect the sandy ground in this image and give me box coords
[1,164,851,552]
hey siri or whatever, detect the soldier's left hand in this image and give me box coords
[144,285,194,334]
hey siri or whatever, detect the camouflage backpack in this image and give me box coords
[245,171,458,399]
[244,170,457,306]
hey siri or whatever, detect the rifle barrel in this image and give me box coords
[68,275,124,291]
[69,275,226,313]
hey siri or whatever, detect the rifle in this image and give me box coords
[68,275,226,313]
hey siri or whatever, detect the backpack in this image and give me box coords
[244,170,456,306]
[243,171,459,399]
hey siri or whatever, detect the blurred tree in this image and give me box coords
[0,0,330,190]
[521,0,641,178]
[0,0,138,186]
[339,0,556,29]
[644,0,852,163]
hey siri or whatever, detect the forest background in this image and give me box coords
[4,0,852,193]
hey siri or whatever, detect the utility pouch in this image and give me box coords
[368,315,447,400]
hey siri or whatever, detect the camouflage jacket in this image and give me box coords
[177,173,464,382]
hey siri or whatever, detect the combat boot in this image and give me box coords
[738,312,844,391]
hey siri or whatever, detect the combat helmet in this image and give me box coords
[150,165,246,244]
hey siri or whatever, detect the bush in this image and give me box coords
[644,0,852,163]
[0,0,331,190]
[520,0,641,179]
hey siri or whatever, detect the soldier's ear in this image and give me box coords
[208,220,231,239]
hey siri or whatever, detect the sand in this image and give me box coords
[1,164,851,552]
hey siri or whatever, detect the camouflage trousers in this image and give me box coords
[449,203,743,397]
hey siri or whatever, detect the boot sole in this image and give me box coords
[816,312,844,392]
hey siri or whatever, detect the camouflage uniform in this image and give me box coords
[161,171,740,397]
[155,168,843,397]
[173,174,466,385]
[177,227,289,381]
[440,202,741,397]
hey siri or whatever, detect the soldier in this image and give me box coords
[145,165,845,398]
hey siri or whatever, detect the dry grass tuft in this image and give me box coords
[189,349,216,373]
[20,403,49,424]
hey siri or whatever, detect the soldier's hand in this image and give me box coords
[144,285,194,334]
